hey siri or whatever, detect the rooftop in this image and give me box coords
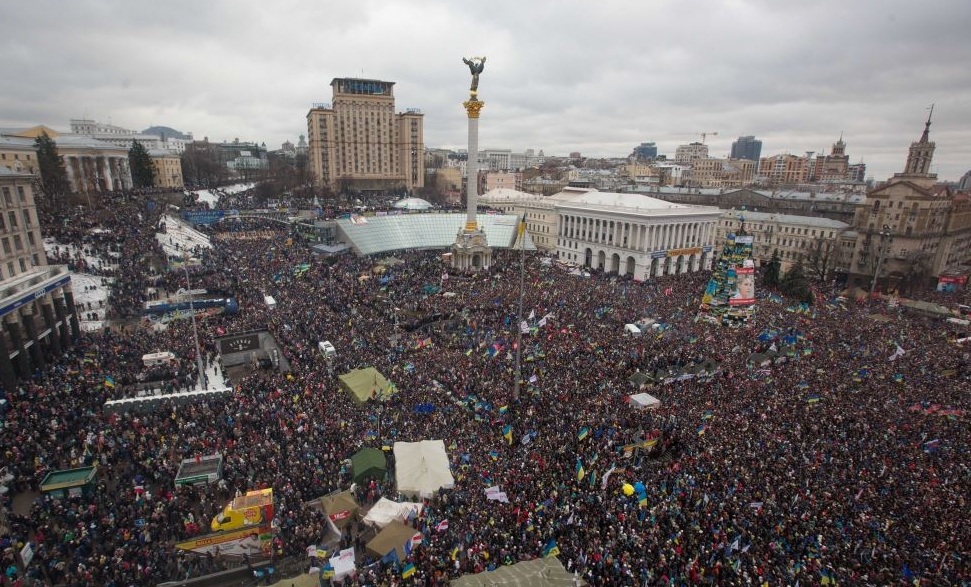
[722,209,851,230]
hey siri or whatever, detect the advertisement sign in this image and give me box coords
[175,524,273,558]
[667,247,702,257]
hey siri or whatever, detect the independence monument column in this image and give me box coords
[451,56,492,270]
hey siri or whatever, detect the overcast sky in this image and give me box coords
[2,0,969,182]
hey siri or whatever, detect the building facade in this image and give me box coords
[848,112,971,291]
[306,78,425,194]
[687,158,757,189]
[0,126,132,193]
[717,209,852,273]
[730,136,762,162]
[0,168,79,390]
[149,150,184,189]
[554,187,721,280]
[69,119,188,154]
[632,142,658,161]
[674,142,709,165]
[483,171,522,192]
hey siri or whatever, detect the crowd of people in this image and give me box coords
[0,187,968,586]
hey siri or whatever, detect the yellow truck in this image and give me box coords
[211,488,274,533]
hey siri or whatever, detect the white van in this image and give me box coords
[318,341,336,358]
[624,324,642,336]
[143,351,176,367]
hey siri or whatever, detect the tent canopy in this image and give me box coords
[338,367,394,404]
[366,520,417,562]
[394,440,455,499]
[629,392,661,410]
[351,448,387,484]
[311,490,359,530]
[361,497,423,529]
[451,557,585,586]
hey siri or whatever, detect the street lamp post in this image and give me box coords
[512,220,526,402]
[869,224,892,296]
[182,259,206,390]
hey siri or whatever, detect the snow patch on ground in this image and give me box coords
[156,214,212,260]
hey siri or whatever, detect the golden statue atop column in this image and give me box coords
[451,55,492,270]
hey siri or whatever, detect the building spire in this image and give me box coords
[920,103,934,143]
[902,106,936,177]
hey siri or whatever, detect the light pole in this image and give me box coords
[182,258,206,390]
[512,216,526,402]
[869,224,892,296]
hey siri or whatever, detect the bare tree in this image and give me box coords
[899,250,934,294]
[804,237,839,283]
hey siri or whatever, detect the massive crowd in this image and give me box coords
[0,188,968,586]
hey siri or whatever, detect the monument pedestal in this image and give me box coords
[451,228,492,270]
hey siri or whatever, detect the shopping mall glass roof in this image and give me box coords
[335,213,535,256]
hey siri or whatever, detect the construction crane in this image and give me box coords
[698,131,718,144]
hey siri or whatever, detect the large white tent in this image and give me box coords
[393,440,455,499]
[361,497,423,529]
[629,392,661,410]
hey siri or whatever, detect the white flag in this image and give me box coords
[889,344,906,361]
[528,309,536,321]
[538,317,548,328]
[520,320,529,334]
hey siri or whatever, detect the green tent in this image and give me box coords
[338,367,394,404]
[351,448,387,483]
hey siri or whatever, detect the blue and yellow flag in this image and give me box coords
[502,424,513,445]
[542,539,560,557]
[104,376,115,389]
[577,426,590,441]
[575,459,585,482]
[401,563,416,579]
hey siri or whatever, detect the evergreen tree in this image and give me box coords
[33,132,69,205]
[763,249,782,288]
[781,257,813,303]
[128,140,156,188]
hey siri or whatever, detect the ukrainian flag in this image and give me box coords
[450,546,461,560]
[577,426,590,441]
[401,563,416,579]
[575,459,585,482]
[499,405,508,415]
[542,539,560,557]
[502,424,513,445]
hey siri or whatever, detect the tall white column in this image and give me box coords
[466,116,479,230]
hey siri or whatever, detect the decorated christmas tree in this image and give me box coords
[699,218,756,325]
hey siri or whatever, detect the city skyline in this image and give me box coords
[2,0,969,182]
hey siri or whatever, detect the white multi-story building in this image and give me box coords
[481,186,721,279]
[555,188,721,279]
[69,119,187,154]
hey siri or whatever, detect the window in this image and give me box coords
[1,187,9,205]
[1,238,9,254]
[8,262,15,276]
[13,235,22,251]
[16,186,25,202]
[27,232,35,246]
[7,212,16,228]
[21,210,30,227]
[18,258,26,273]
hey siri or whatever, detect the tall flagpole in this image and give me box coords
[513,215,525,402]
